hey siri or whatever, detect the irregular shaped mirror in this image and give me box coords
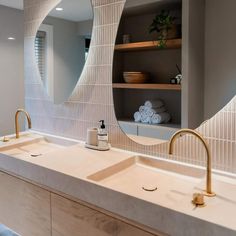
[113,0,236,145]
[35,0,93,104]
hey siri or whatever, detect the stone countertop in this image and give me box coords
[0,132,235,236]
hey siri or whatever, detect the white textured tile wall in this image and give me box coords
[24,0,236,173]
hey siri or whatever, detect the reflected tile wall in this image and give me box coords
[24,0,236,174]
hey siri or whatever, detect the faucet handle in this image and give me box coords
[192,193,205,207]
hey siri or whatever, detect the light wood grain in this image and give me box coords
[0,172,166,236]
[115,39,181,52]
[0,172,51,236]
[112,83,181,90]
[51,193,158,236]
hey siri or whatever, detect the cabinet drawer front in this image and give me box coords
[51,194,156,236]
[0,172,51,236]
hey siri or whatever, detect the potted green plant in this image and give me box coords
[149,10,176,48]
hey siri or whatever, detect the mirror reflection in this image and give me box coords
[113,0,181,145]
[35,0,93,104]
[113,0,236,145]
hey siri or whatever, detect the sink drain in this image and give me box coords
[30,153,42,157]
[142,185,158,192]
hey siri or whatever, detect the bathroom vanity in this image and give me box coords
[0,0,235,235]
[0,172,156,236]
[0,132,235,236]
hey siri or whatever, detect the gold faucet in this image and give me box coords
[168,129,216,197]
[15,109,32,139]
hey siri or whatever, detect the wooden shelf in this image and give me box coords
[115,38,182,52]
[112,83,181,90]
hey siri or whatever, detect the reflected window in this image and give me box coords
[34,24,54,97]
[35,31,46,82]
[85,38,91,60]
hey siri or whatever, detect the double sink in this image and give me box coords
[0,131,212,207]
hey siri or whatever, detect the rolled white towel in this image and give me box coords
[151,112,171,124]
[139,108,159,121]
[139,105,146,113]
[145,100,164,109]
[145,107,155,117]
[134,111,141,122]
[141,113,151,124]
[139,106,152,117]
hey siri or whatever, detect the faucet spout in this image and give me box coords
[15,109,32,139]
[168,128,215,197]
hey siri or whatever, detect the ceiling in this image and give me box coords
[0,0,93,22]
[49,0,93,22]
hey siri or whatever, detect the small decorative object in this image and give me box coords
[170,74,182,84]
[170,78,177,84]
[149,10,176,48]
[123,72,149,83]
[175,74,182,84]
[170,64,182,84]
[123,34,131,44]
[86,127,98,146]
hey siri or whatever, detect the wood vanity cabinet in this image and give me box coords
[0,172,51,236]
[0,171,160,236]
[51,193,157,236]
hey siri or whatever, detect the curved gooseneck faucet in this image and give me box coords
[15,109,32,139]
[168,128,216,197]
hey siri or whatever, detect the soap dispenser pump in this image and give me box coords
[99,120,105,130]
[97,120,110,150]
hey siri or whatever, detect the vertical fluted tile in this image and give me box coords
[24,0,236,173]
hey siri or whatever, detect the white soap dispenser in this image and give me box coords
[97,120,110,150]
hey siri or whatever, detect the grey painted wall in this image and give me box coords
[182,0,205,129]
[77,20,93,36]
[204,0,236,119]
[43,16,86,104]
[0,6,24,136]
[182,0,236,125]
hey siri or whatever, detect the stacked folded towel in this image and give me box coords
[133,100,171,124]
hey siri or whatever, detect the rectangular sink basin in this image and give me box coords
[88,156,205,204]
[0,132,78,159]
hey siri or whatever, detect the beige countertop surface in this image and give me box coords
[0,131,235,236]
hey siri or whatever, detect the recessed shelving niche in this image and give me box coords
[112,1,182,140]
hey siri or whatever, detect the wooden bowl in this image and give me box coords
[123,72,149,83]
